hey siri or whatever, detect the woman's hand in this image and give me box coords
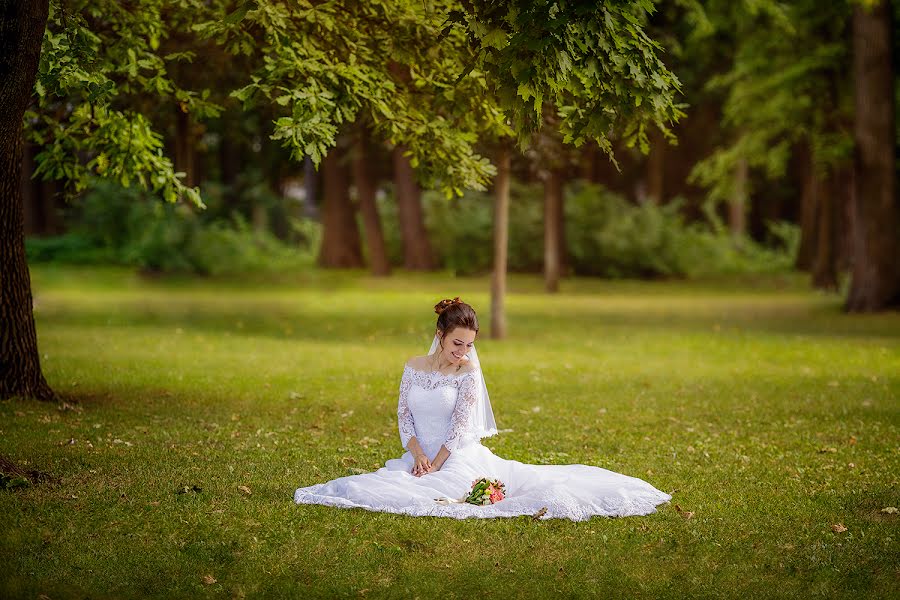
[412,452,432,477]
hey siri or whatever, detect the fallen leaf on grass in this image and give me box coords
[176,485,202,495]
[831,523,847,533]
[818,447,837,454]
[202,574,217,585]
[238,485,252,495]
[675,504,695,519]
[881,507,898,515]
[532,507,548,520]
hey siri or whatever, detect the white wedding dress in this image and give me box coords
[293,365,671,521]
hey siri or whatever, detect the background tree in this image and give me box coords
[848,0,900,310]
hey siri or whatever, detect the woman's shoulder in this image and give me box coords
[405,355,430,371]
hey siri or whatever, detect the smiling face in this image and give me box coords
[436,327,477,366]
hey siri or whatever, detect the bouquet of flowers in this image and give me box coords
[465,477,506,505]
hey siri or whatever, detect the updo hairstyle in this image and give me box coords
[434,297,479,336]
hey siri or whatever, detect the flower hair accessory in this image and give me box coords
[434,297,463,315]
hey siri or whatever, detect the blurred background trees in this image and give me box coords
[6,0,900,399]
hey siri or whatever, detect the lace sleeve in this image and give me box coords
[443,370,479,452]
[397,366,416,449]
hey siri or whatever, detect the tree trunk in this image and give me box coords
[490,145,511,339]
[729,158,748,239]
[302,156,320,219]
[795,143,818,271]
[0,0,55,401]
[847,1,900,311]
[392,146,435,270]
[811,169,840,291]
[174,104,196,188]
[251,202,268,237]
[353,129,390,276]
[543,168,563,293]
[646,127,665,204]
[317,150,364,268]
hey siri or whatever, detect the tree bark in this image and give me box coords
[795,143,818,271]
[317,149,364,268]
[811,169,840,291]
[0,0,55,401]
[543,168,563,293]
[847,1,900,311]
[174,104,196,188]
[490,145,511,339]
[646,127,665,204]
[392,146,435,270]
[353,128,390,276]
[729,158,748,239]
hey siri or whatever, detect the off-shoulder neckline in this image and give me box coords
[403,363,476,379]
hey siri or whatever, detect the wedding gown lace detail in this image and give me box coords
[294,365,671,521]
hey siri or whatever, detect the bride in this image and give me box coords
[294,298,671,520]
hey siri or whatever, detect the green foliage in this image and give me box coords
[565,183,797,278]
[377,182,795,278]
[27,1,221,206]
[445,0,684,158]
[688,0,853,203]
[25,181,319,276]
[194,1,502,194]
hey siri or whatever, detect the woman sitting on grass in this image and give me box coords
[294,298,670,520]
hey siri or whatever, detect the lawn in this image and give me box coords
[1,265,898,598]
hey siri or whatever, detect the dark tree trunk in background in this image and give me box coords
[490,145,511,339]
[543,168,563,293]
[0,0,55,401]
[647,127,665,204]
[795,144,818,271]
[811,169,841,290]
[848,1,900,310]
[392,145,435,270]
[174,104,196,188]
[317,150,363,268]
[353,128,390,276]
[729,158,748,239]
[303,156,320,219]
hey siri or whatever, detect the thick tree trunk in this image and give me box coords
[490,145,511,339]
[543,169,563,293]
[729,158,748,239]
[847,1,900,311]
[392,146,435,270]
[0,0,55,401]
[317,150,363,268]
[353,129,390,276]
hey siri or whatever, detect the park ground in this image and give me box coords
[1,266,898,598]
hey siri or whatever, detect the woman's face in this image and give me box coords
[437,327,477,365]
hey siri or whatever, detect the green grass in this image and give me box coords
[2,265,898,598]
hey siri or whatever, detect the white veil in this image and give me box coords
[428,334,498,441]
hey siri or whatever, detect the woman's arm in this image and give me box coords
[428,370,479,472]
[429,445,451,471]
[397,365,432,476]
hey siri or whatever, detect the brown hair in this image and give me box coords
[434,297,479,335]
